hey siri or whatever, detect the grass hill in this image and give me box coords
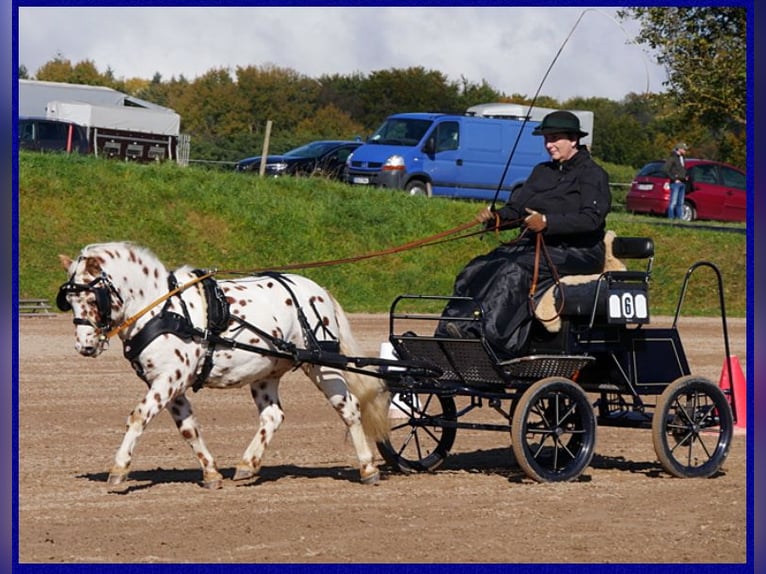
[18,152,747,317]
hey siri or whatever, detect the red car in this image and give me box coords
[625,159,746,222]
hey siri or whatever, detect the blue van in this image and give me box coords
[345,112,551,201]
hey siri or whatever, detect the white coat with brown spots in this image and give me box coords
[58,242,390,489]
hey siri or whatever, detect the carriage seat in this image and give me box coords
[534,232,654,333]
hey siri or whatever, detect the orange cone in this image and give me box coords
[718,355,747,432]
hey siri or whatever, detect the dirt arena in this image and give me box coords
[17,314,748,564]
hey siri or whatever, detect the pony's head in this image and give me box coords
[57,246,127,357]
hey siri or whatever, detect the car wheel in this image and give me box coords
[681,202,696,222]
[404,180,430,197]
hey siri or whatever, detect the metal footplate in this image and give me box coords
[392,336,507,386]
[498,354,595,380]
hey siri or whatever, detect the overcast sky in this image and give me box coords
[17,5,668,102]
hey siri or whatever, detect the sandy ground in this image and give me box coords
[17,314,748,564]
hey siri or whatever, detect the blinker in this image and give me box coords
[56,273,121,330]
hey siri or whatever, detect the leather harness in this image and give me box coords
[123,269,230,391]
[122,271,344,392]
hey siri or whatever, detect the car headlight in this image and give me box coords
[266,161,288,174]
[382,155,405,171]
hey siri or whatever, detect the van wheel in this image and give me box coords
[405,180,430,197]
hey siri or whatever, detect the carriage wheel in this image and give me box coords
[377,391,457,473]
[651,376,733,478]
[511,377,597,482]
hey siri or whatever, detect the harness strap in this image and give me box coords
[122,271,230,391]
[123,312,195,381]
[106,270,216,340]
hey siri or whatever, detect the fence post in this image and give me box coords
[259,120,273,177]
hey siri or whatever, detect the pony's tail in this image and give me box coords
[331,296,391,444]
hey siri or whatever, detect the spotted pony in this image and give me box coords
[57,242,390,488]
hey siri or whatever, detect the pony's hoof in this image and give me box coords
[232,463,260,481]
[360,468,380,485]
[107,471,127,485]
[202,478,223,490]
[202,471,224,489]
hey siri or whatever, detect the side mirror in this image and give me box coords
[421,137,435,155]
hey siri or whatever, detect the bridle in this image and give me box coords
[56,271,124,339]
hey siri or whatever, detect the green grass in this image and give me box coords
[18,151,748,316]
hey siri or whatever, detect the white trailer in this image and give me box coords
[19,80,188,163]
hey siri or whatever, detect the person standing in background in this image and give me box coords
[664,142,688,220]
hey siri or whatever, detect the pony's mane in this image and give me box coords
[80,241,160,264]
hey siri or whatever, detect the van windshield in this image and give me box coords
[368,118,432,146]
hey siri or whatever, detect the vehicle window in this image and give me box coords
[335,147,354,162]
[637,162,666,177]
[286,142,335,159]
[435,122,459,152]
[689,164,719,184]
[370,119,432,146]
[38,121,69,141]
[19,120,34,141]
[720,167,746,190]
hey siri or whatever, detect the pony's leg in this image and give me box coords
[108,376,222,488]
[233,379,285,481]
[108,379,171,486]
[306,364,380,484]
[167,394,223,489]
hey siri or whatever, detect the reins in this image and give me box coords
[527,231,565,321]
[104,216,563,339]
[217,217,487,275]
[102,220,482,340]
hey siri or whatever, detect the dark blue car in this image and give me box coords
[235,140,362,179]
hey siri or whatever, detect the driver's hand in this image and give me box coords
[524,208,548,232]
[477,206,495,223]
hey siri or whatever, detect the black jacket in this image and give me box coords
[494,148,611,248]
[663,151,687,182]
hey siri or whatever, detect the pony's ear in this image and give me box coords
[59,254,73,270]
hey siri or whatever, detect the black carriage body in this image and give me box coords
[528,322,691,395]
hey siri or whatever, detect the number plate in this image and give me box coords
[637,183,654,191]
[607,289,650,324]
[352,176,370,185]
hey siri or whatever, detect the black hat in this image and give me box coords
[532,110,588,138]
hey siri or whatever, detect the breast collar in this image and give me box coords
[122,270,230,391]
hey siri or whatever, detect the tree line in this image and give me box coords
[18,6,746,169]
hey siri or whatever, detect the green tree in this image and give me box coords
[35,54,74,82]
[235,65,321,142]
[70,60,103,85]
[174,68,250,138]
[455,77,505,111]
[619,6,746,165]
[356,67,462,130]
[317,72,368,130]
[294,104,365,141]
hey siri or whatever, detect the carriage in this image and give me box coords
[56,235,737,487]
[376,236,736,482]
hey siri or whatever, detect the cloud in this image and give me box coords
[18,6,666,101]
